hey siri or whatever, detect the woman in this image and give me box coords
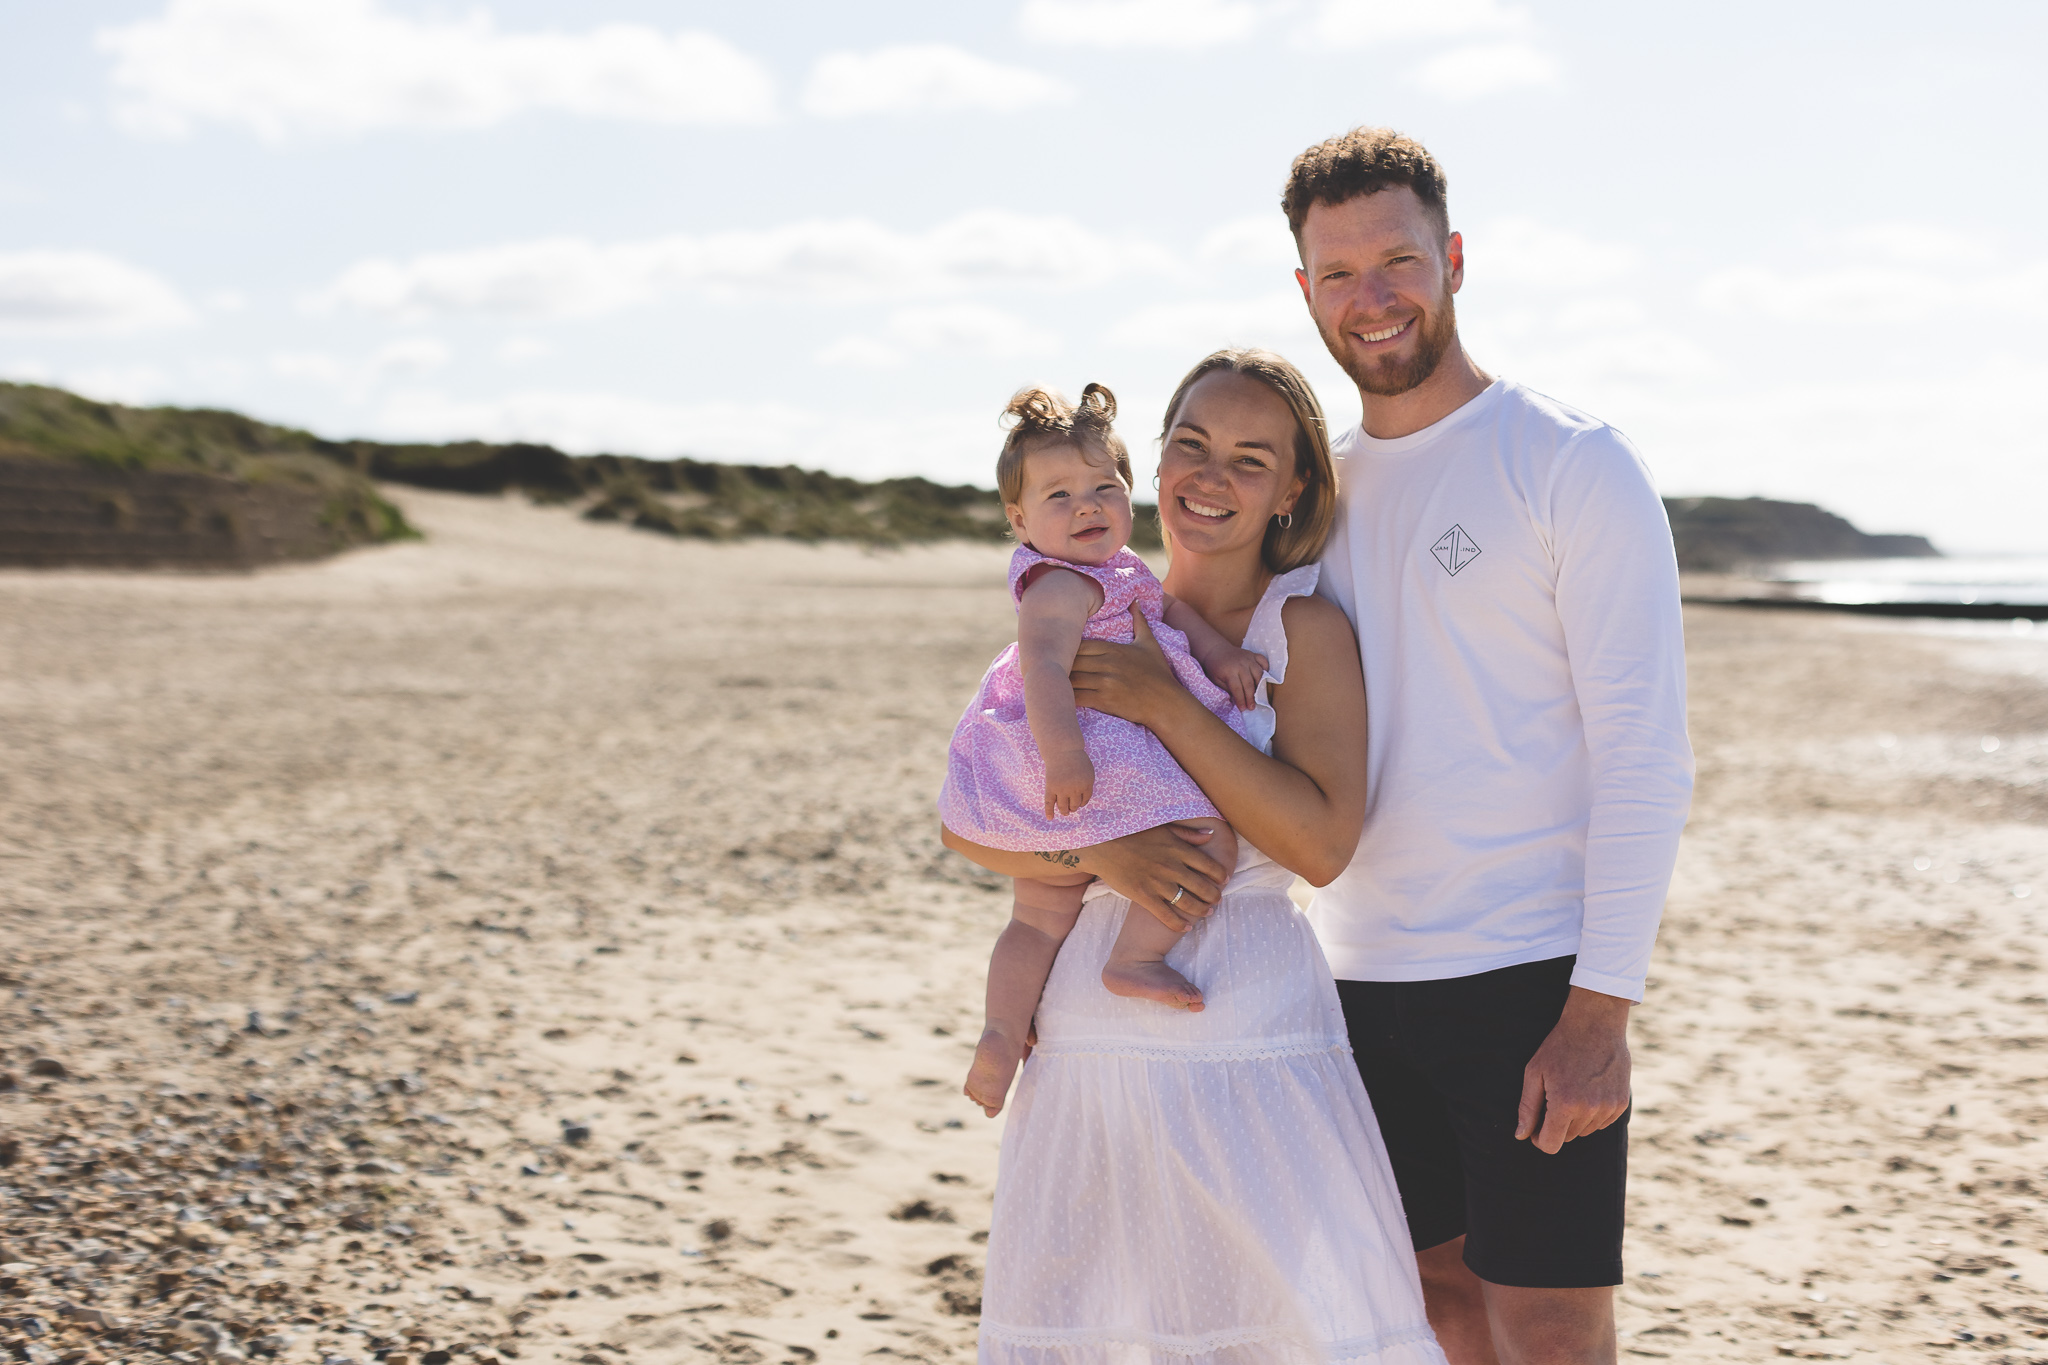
[942,349,1445,1365]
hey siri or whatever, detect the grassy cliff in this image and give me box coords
[0,382,414,551]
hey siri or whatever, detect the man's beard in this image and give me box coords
[1319,288,1458,398]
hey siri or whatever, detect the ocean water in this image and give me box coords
[1763,556,2048,609]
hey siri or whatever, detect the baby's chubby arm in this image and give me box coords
[1162,594,1268,711]
[1018,566,1105,818]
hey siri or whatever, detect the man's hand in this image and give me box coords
[1086,822,1229,932]
[1070,607,1189,728]
[1042,748,1095,818]
[1516,986,1632,1155]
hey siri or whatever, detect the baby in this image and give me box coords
[938,384,1266,1116]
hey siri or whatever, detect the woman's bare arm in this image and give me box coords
[1069,596,1367,885]
[939,823,1231,931]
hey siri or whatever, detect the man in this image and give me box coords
[1289,128,1694,1364]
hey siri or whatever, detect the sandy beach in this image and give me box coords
[4,486,2047,1364]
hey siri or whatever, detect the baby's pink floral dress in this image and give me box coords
[937,545,1245,851]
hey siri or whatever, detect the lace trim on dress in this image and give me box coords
[1240,563,1320,758]
[1030,1038,1351,1063]
[980,1320,1442,1361]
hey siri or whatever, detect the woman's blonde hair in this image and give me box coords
[996,383,1133,506]
[1158,348,1336,574]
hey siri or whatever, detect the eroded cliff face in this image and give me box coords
[0,383,412,570]
[0,459,407,570]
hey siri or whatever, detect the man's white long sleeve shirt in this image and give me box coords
[1312,378,1694,1002]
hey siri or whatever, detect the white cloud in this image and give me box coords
[816,336,910,370]
[369,336,450,378]
[1697,265,1937,325]
[1105,292,1315,350]
[1840,222,1997,267]
[496,336,553,366]
[1410,42,1559,98]
[1309,0,1532,45]
[1467,217,1641,290]
[270,351,350,387]
[1199,217,1301,272]
[311,211,1176,320]
[1549,298,1650,333]
[378,387,818,461]
[891,303,1061,356]
[1526,331,1717,385]
[801,45,1071,117]
[0,250,195,333]
[1695,264,2048,325]
[271,336,449,396]
[1,360,177,405]
[97,0,776,141]
[373,386,994,481]
[1019,0,1263,48]
[819,303,1061,368]
[1694,220,2048,324]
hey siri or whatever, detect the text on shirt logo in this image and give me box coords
[1430,524,1483,576]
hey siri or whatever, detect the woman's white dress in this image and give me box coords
[980,566,1446,1365]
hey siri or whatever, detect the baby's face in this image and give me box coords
[1005,440,1133,566]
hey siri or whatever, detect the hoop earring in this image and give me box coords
[1275,511,1294,530]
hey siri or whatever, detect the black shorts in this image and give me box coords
[1336,955,1627,1289]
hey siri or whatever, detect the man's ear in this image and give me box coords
[1295,267,1312,307]
[1446,230,1465,295]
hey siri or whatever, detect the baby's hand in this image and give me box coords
[1203,646,1270,711]
[1043,749,1095,819]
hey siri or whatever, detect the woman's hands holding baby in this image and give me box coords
[1043,747,1096,819]
[1071,607,1186,729]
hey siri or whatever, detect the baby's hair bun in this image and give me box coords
[994,382,1134,507]
[1075,382,1116,429]
[1003,385,1062,434]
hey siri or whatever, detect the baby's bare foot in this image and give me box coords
[964,1028,1027,1117]
[1102,960,1204,1012]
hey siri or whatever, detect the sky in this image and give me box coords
[1,0,2044,553]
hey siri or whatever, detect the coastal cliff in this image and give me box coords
[1663,495,1939,572]
[0,383,412,569]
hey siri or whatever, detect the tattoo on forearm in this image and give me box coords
[1035,849,1082,869]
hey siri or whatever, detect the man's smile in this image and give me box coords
[1351,318,1413,346]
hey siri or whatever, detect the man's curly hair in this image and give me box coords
[1282,127,1449,246]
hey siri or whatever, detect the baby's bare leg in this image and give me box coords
[965,874,1090,1118]
[1102,820,1239,1011]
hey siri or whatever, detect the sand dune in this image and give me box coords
[1,487,2045,1363]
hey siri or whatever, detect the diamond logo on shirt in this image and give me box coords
[1430,524,1482,576]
